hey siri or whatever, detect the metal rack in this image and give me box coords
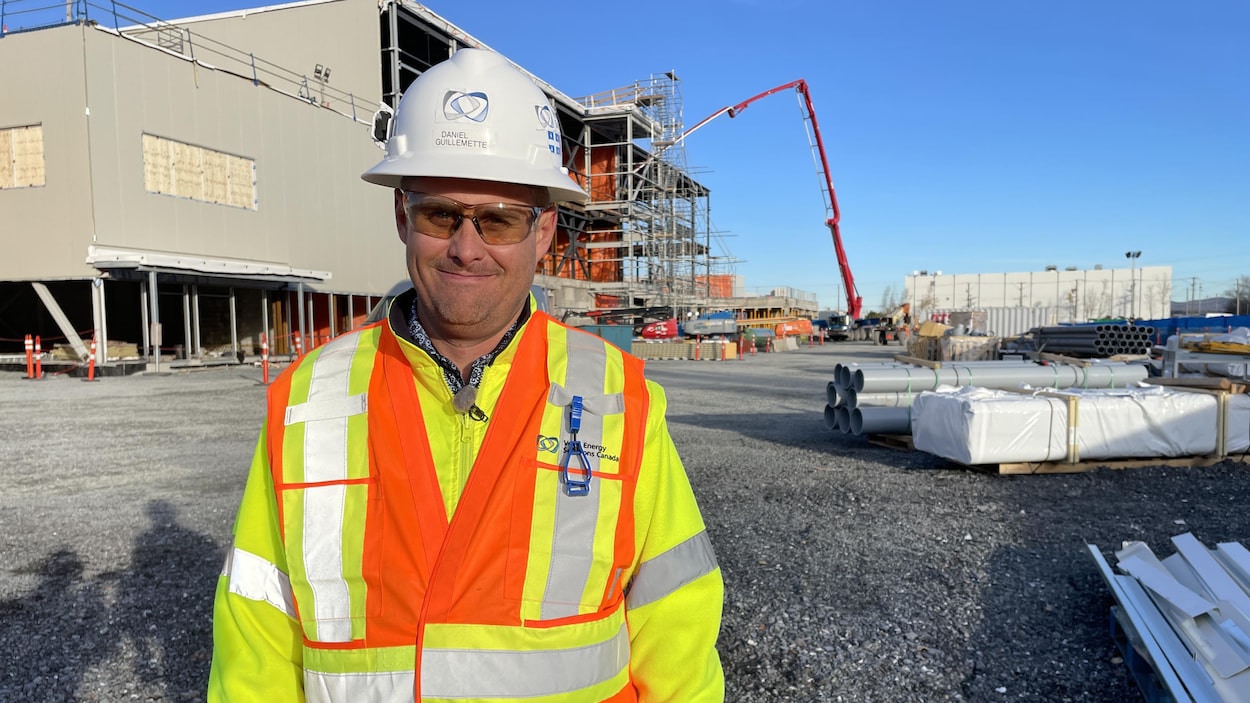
[1157,334,1250,379]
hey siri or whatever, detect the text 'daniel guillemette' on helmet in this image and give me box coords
[361,48,587,204]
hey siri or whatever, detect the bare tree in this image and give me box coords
[880,285,899,312]
[1224,275,1250,316]
[1091,282,1113,320]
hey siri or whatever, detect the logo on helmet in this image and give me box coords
[443,91,490,122]
[536,104,562,157]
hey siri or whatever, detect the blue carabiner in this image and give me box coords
[560,396,592,496]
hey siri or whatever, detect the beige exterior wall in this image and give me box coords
[153,0,381,116]
[906,265,1173,321]
[0,4,405,295]
[0,25,95,280]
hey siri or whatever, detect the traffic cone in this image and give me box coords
[34,336,43,379]
[293,332,303,358]
[85,335,98,382]
[261,333,271,385]
[24,335,33,379]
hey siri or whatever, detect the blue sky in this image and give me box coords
[57,0,1250,311]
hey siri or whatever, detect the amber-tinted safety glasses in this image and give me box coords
[401,190,547,245]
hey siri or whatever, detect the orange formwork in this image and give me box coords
[543,229,623,283]
[696,274,735,298]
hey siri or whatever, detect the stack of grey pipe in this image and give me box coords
[824,359,1151,437]
[1032,324,1157,357]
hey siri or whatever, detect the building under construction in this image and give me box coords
[0,0,817,370]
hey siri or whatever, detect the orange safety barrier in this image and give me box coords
[261,333,271,385]
[85,335,98,382]
[24,335,33,378]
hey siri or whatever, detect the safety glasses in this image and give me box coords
[401,190,546,245]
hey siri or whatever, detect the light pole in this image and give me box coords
[1125,250,1141,319]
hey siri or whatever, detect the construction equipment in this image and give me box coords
[854,303,911,345]
[654,79,864,322]
[824,312,851,341]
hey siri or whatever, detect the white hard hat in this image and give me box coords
[362,48,587,204]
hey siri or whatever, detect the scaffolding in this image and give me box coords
[574,73,729,312]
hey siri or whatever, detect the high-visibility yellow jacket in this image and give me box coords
[209,301,724,702]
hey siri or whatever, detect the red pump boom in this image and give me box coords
[668,80,863,320]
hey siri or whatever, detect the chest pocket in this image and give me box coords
[516,384,631,623]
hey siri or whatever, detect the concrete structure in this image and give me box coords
[905,265,1172,324]
[2,0,812,368]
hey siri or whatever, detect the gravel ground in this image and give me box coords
[1,342,1248,702]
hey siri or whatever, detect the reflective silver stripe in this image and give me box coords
[422,624,629,698]
[305,670,413,703]
[222,546,296,619]
[547,384,624,416]
[626,530,718,610]
[542,330,608,619]
[300,332,363,484]
[305,483,352,641]
[294,331,365,643]
[285,393,367,426]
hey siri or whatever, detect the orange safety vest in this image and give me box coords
[266,311,651,701]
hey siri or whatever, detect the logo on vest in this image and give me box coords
[536,435,559,453]
[564,439,619,464]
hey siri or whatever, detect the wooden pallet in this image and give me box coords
[976,453,1250,475]
[866,433,1250,474]
[865,433,914,451]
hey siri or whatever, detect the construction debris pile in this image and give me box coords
[1089,534,1250,702]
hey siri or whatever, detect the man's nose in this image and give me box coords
[446,216,487,259]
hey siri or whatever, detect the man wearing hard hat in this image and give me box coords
[208,48,725,702]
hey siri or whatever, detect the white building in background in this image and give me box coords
[905,265,1173,323]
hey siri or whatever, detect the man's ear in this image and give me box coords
[533,208,557,256]
[394,188,410,245]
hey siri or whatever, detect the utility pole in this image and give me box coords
[1125,251,1141,319]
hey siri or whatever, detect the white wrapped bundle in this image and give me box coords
[912,385,1241,465]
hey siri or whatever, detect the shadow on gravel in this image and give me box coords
[0,549,110,701]
[0,501,222,701]
[119,500,223,700]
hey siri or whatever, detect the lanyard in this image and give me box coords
[560,395,593,496]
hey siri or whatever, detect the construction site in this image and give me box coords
[3,2,1250,703]
[0,0,821,373]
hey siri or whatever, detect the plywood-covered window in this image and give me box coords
[142,134,257,210]
[0,124,47,189]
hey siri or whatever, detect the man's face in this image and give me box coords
[395,176,554,341]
